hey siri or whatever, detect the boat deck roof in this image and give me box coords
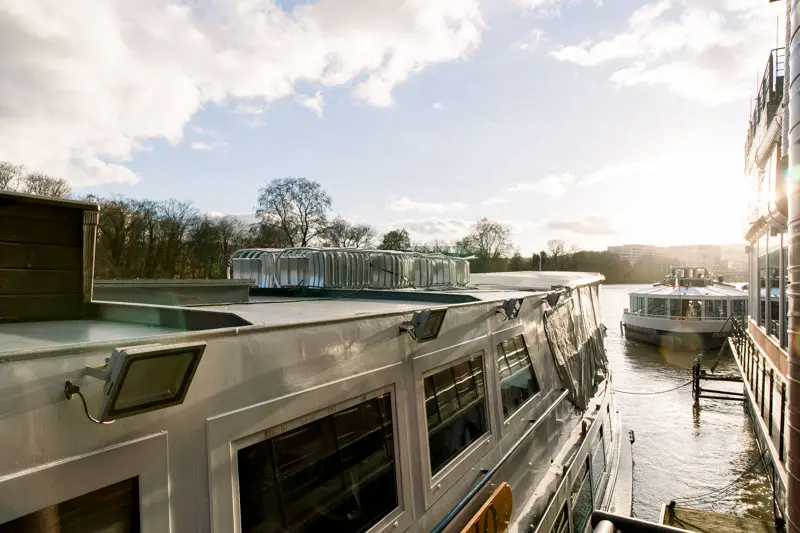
[630,284,746,298]
[0,289,539,358]
[0,271,602,358]
[0,319,185,357]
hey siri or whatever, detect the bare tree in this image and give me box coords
[460,218,512,260]
[0,161,22,191]
[256,177,332,246]
[322,217,376,248]
[378,229,411,251]
[546,239,567,261]
[22,172,71,198]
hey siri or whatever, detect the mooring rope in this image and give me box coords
[613,380,694,395]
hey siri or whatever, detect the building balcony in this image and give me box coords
[744,48,785,166]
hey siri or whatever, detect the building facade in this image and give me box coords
[736,0,792,527]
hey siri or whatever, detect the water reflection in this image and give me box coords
[602,285,773,522]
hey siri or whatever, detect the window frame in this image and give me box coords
[207,362,412,533]
[491,324,542,428]
[0,431,169,530]
[412,335,496,510]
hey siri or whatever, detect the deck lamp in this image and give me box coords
[400,308,447,342]
[498,298,523,320]
[64,341,206,424]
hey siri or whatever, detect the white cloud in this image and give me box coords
[546,215,617,236]
[207,211,257,224]
[190,140,228,151]
[482,196,509,205]
[432,102,444,111]
[511,28,546,51]
[551,0,784,104]
[515,0,600,18]
[0,0,484,186]
[300,91,324,118]
[385,196,468,213]
[507,173,575,197]
[392,218,472,237]
[233,103,266,116]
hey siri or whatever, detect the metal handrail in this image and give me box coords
[624,311,731,322]
[430,389,570,533]
[729,316,788,463]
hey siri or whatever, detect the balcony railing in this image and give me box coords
[745,48,786,161]
[729,316,787,464]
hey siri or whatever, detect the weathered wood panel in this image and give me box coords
[0,243,82,270]
[0,217,82,246]
[0,270,82,295]
[0,294,83,322]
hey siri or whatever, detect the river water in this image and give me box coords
[600,284,774,523]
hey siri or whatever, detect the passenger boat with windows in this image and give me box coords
[621,267,748,351]
[0,190,631,533]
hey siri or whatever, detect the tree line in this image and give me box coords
[0,163,673,282]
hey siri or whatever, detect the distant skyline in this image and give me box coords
[0,0,783,254]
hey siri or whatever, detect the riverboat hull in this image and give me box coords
[622,322,729,351]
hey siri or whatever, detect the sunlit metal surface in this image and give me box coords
[228,247,472,290]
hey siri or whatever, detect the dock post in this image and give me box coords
[769,369,775,436]
[780,381,786,462]
[761,360,766,417]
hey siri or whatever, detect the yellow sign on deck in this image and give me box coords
[460,482,513,533]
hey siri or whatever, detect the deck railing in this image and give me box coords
[624,310,731,322]
[745,48,786,161]
[729,316,788,463]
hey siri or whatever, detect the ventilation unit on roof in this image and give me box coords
[228,247,470,290]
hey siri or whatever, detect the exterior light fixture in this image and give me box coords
[498,298,523,320]
[545,293,561,308]
[400,308,447,342]
[65,341,206,424]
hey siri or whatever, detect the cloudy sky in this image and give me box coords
[0,0,784,253]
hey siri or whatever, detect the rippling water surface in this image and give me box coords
[601,285,774,523]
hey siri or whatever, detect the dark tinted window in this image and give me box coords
[425,351,488,475]
[0,477,139,533]
[238,393,397,533]
[496,335,539,418]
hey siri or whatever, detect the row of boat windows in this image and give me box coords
[0,335,540,533]
[630,296,746,318]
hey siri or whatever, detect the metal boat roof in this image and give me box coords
[202,289,535,326]
[628,284,747,298]
[469,271,605,290]
[0,270,604,358]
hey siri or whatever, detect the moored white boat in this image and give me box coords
[621,267,747,351]
[0,191,632,533]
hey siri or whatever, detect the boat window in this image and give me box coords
[703,300,724,319]
[648,298,666,316]
[631,296,644,314]
[570,458,593,533]
[732,299,747,317]
[425,351,488,475]
[0,477,139,532]
[549,504,569,533]
[496,335,540,419]
[591,428,607,502]
[237,393,398,533]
